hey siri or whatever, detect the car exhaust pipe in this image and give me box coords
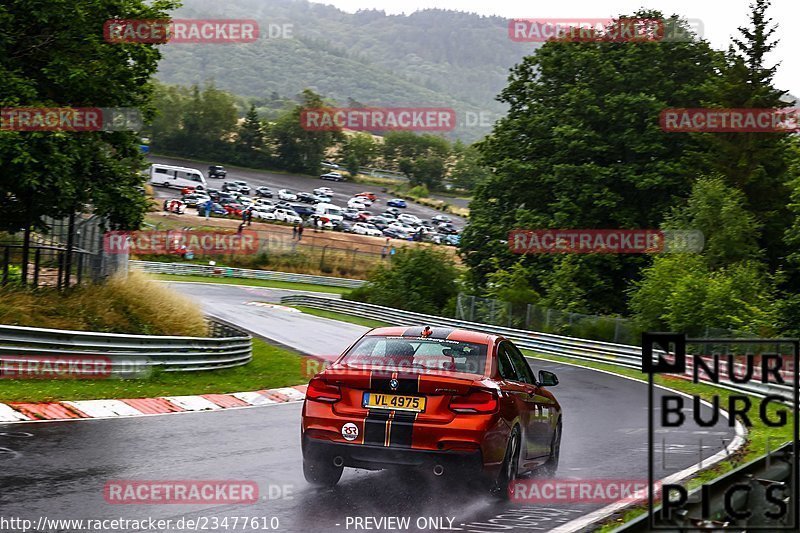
[333,456,344,467]
[433,464,444,476]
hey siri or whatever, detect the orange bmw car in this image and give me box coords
[301,326,562,495]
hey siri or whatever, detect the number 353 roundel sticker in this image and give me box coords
[342,423,359,441]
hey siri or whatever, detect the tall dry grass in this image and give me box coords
[0,272,207,336]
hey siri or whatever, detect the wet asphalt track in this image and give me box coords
[0,283,739,532]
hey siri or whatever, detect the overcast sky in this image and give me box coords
[320,0,799,98]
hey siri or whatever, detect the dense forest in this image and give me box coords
[461,4,800,337]
[156,0,535,142]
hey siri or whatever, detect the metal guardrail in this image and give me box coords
[131,260,366,289]
[278,295,795,399]
[0,317,252,374]
[615,442,795,531]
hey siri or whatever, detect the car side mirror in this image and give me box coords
[538,370,558,387]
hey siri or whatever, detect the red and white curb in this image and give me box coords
[0,385,307,423]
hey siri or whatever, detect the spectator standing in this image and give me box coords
[297,223,304,241]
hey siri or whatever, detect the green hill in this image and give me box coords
[155,0,537,141]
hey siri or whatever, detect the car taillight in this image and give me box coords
[306,377,341,403]
[449,389,498,414]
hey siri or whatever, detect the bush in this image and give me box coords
[408,184,430,198]
[0,272,207,336]
[344,247,458,315]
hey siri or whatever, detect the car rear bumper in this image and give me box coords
[302,434,483,472]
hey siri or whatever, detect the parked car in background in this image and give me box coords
[224,203,245,217]
[382,227,411,240]
[232,180,250,194]
[255,186,273,198]
[321,161,340,170]
[342,208,361,221]
[348,197,368,210]
[279,189,298,201]
[397,213,422,226]
[251,207,276,221]
[321,171,345,182]
[297,192,316,204]
[437,222,459,235]
[431,214,452,224]
[196,202,227,217]
[385,207,401,216]
[444,234,461,246]
[150,164,207,190]
[291,204,316,217]
[335,220,354,233]
[356,211,373,222]
[222,181,241,193]
[312,193,332,204]
[315,203,345,223]
[388,221,416,234]
[255,198,276,209]
[208,165,226,179]
[355,192,378,202]
[387,198,407,208]
[181,193,209,208]
[274,208,302,224]
[367,216,392,230]
[352,222,383,237]
[163,199,186,214]
[217,193,237,205]
[314,187,334,196]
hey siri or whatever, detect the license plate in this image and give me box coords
[363,393,426,413]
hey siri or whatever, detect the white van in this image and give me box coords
[314,203,344,222]
[149,164,207,190]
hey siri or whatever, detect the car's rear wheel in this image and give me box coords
[540,420,562,478]
[302,454,343,487]
[492,426,521,499]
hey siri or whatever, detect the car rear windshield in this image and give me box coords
[340,336,488,376]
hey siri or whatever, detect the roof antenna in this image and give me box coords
[422,326,432,337]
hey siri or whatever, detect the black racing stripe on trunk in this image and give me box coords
[363,409,391,446]
[389,412,416,448]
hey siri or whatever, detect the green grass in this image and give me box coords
[523,351,794,533]
[0,339,308,403]
[151,273,353,295]
[292,305,392,328]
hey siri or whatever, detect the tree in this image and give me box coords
[409,155,446,189]
[179,82,238,158]
[341,132,378,170]
[450,145,491,191]
[270,89,341,174]
[461,11,720,312]
[630,176,775,336]
[630,256,777,336]
[697,0,793,268]
[382,131,451,170]
[345,248,458,315]
[238,104,264,151]
[0,0,176,241]
[663,176,761,268]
